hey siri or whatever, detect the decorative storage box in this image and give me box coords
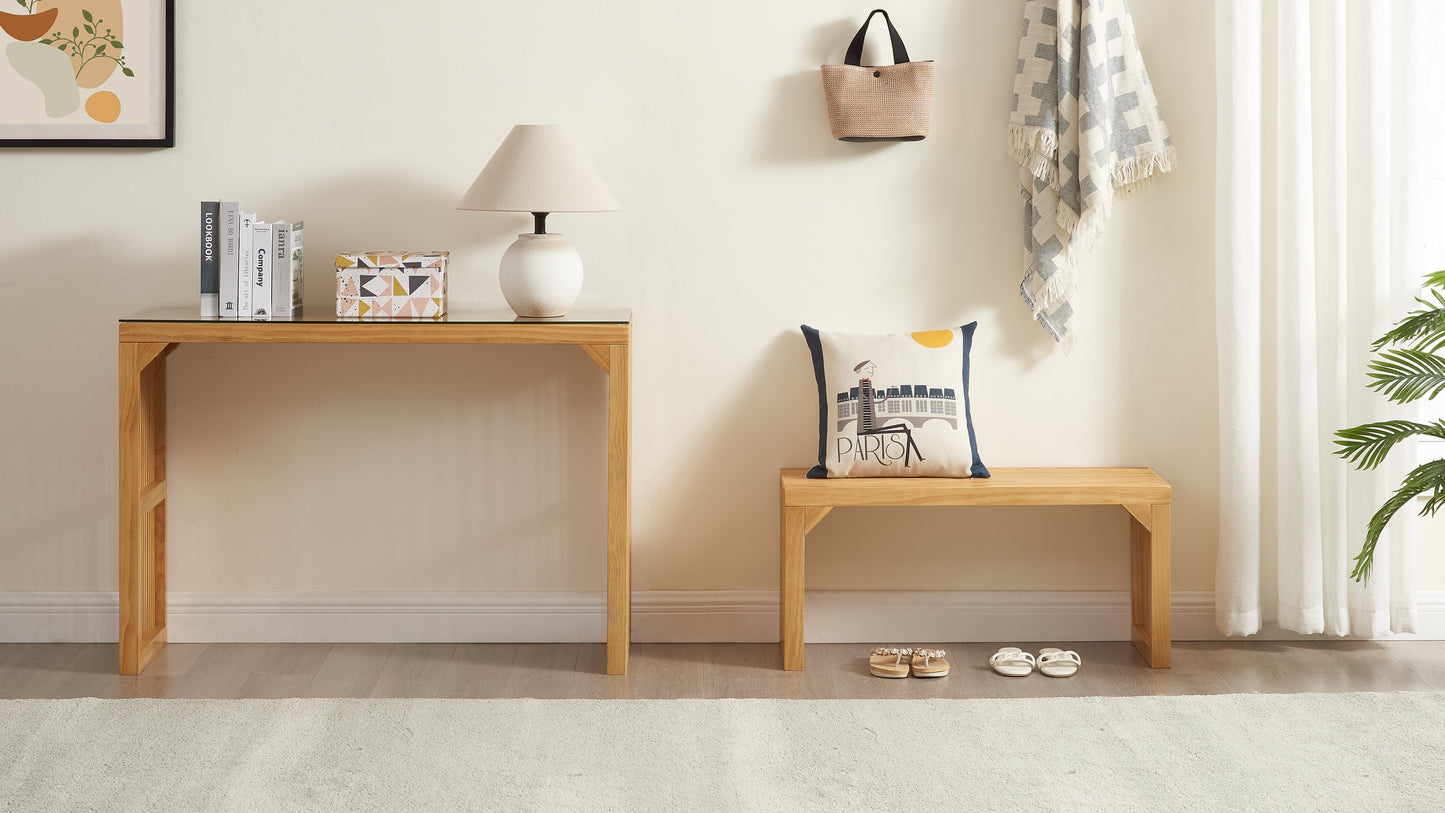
[335,251,449,318]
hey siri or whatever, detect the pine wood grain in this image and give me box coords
[779,467,1174,671]
[580,344,611,371]
[780,505,806,671]
[1131,504,1172,667]
[606,342,632,675]
[118,321,629,345]
[117,316,635,675]
[781,467,1171,506]
[118,342,172,676]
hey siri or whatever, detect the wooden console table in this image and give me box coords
[779,467,1173,670]
[118,307,633,675]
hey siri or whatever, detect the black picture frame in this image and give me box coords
[0,0,174,148]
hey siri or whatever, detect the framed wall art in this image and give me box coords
[0,0,172,147]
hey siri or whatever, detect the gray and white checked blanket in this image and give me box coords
[1009,0,1174,352]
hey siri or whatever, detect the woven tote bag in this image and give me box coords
[820,9,934,142]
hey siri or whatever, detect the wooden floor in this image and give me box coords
[2,641,1444,699]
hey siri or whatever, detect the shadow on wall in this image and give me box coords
[639,329,816,581]
[752,8,1057,366]
[753,18,893,165]
[714,2,1104,591]
[253,173,525,308]
[0,233,194,588]
[0,172,586,593]
[918,0,1057,368]
[162,174,612,591]
[165,340,609,591]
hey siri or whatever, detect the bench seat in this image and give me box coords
[779,467,1173,670]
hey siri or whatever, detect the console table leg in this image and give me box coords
[605,343,631,675]
[780,500,805,671]
[1129,503,1172,668]
[119,342,173,675]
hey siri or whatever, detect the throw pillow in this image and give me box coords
[801,323,989,478]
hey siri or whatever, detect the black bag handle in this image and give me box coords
[844,9,911,67]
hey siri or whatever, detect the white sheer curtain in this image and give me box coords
[1215,0,1440,636]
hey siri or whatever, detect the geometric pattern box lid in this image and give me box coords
[335,251,449,319]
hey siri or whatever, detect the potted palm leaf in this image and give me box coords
[1334,269,1445,582]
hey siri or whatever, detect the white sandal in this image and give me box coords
[989,647,1036,677]
[1038,648,1081,677]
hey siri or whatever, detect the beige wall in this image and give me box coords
[0,0,1247,600]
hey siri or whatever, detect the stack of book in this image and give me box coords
[200,201,304,320]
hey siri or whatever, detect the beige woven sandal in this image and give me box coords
[869,647,913,678]
[910,648,949,678]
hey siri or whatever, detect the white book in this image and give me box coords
[251,221,274,321]
[218,202,241,317]
[290,221,305,314]
[271,221,291,319]
[237,212,256,318]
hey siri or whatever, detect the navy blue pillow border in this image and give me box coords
[801,323,990,479]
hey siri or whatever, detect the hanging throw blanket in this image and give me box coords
[1009,0,1175,352]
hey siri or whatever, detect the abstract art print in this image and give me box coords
[0,0,171,146]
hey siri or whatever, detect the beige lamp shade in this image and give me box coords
[457,124,620,213]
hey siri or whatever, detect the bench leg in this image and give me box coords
[1129,503,1171,668]
[780,500,805,671]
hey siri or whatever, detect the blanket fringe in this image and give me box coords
[1063,204,1107,261]
[1024,269,1079,356]
[1010,128,1176,201]
[1026,264,1077,318]
[1008,124,1058,186]
[1010,129,1173,357]
[1059,146,1177,263]
[1111,146,1176,197]
[1059,330,1076,356]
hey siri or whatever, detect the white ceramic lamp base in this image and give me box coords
[498,233,583,318]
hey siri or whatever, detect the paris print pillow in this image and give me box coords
[801,323,989,478]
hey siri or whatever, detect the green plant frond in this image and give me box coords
[1407,289,1445,351]
[1333,419,1445,471]
[1412,333,1445,355]
[1422,269,1445,291]
[1372,290,1445,350]
[1366,348,1445,403]
[1352,458,1445,582]
[1421,484,1445,517]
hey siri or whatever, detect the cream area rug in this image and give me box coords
[2,694,1442,811]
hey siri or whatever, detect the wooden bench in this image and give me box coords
[779,467,1172,670]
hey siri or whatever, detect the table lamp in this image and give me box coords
[457,124,621,317]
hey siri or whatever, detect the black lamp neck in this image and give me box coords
[532,212,549,234]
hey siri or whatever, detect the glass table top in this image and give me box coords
[120,306,631,324]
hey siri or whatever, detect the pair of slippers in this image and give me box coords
[989,647,1081,678]
[869,647,949,678]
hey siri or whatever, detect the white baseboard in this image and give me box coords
[0,592,116,643]
[634,591,779,642]
[806,590,1202,643]
[3,590,1443,643]
[167,592,607,644]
